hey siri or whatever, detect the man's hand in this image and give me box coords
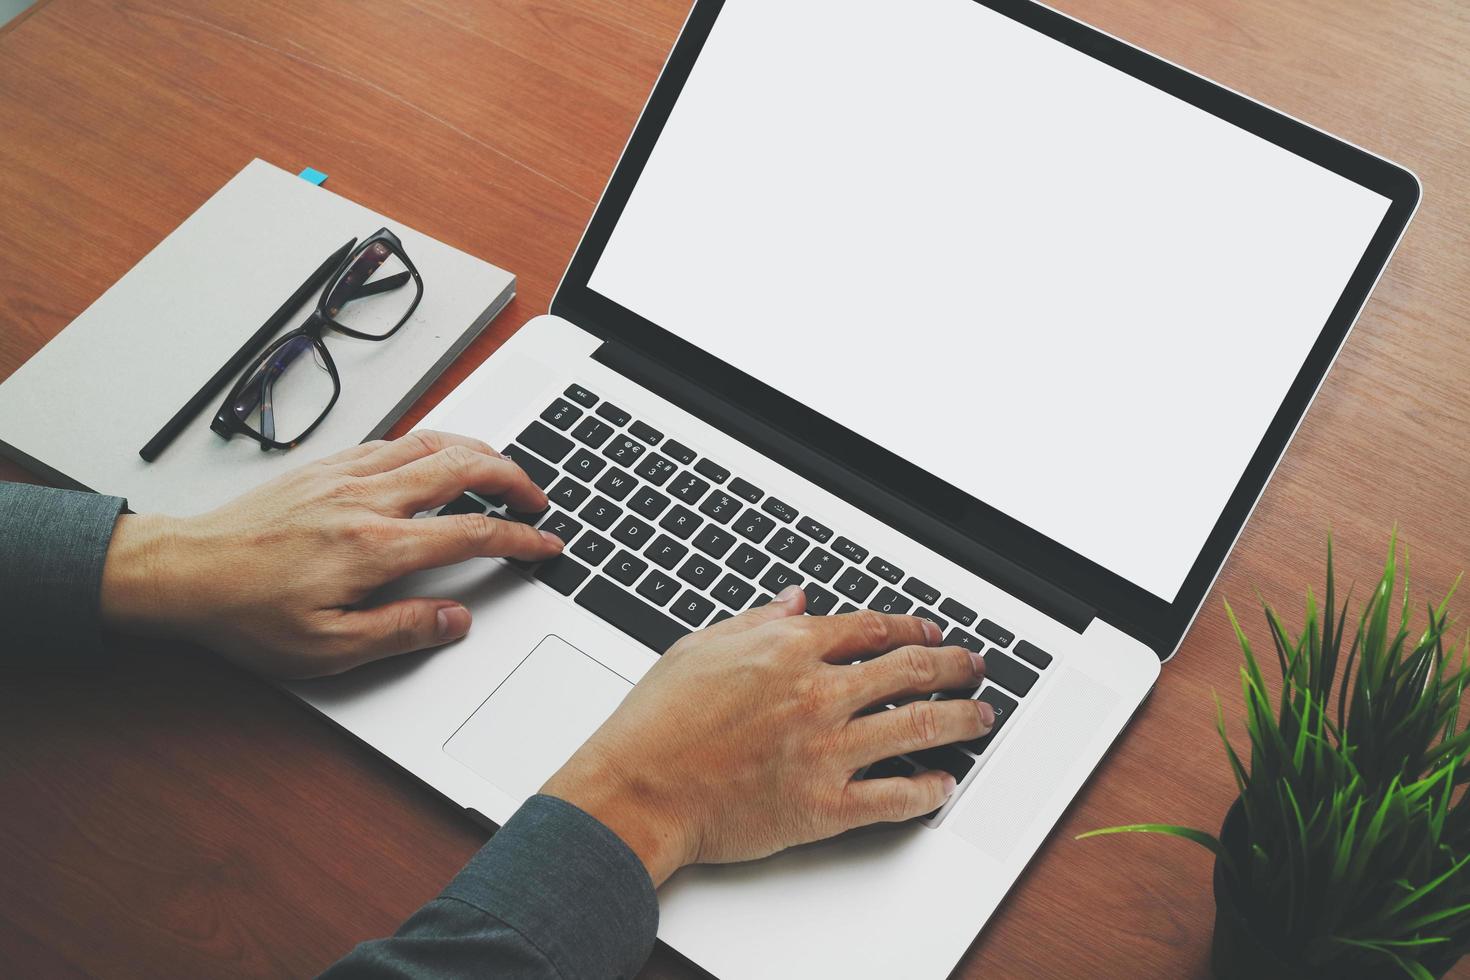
[99,431,562,678]
[542,588,997,885]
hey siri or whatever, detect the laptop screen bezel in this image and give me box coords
[550,0,1421,659]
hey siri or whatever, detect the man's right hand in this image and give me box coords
[541,587,996,886]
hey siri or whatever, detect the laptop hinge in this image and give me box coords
[593,341,1096,633]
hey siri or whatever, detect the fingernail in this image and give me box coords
[940,772,958,797]
[436,605,471,641]
[540,530,565,549]
[777,584,803,604]
[968,650,985,678]
[922,620,942,644]
[977,700,996,729]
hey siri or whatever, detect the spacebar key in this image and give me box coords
[576,577,690,654]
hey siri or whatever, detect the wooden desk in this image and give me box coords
[2,0,1467,976]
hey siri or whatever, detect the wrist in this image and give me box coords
[542,754,696,887]
[99,512,191,637]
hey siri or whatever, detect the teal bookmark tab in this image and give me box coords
[298,167,328,186]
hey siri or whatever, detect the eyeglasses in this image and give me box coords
[210,228,423,451]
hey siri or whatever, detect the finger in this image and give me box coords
[317,439,389,468]
[802,610,941,664]
[387,512,563,573]
[847,697,993,765]
[366,445,548,515]
[842,771,957,827]
[347,430,499,476]
[845,644,984,707]
[324,598,474,672]
[701,584,805,635]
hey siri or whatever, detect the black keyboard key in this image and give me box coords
[698,491,741,524]
[758,563,804,594]
[663,440,697,465]
[518,421,574,462]
[535,555,589,595]
[659,504,703,540]
[939,598,977,627]
[1014,639,1053,669]
[548,476,591,511]
[963,685,1019,754]
[438,494,486,517]
[712,573,756,610]
[944,628,984,654]
[571,416,614,448]
[798,547,841,583]
[579,496,623,531]
[670,590,716,627]
[636,569,681,606]
[505,505,549,525]
[570,530,615,566]
[646,534,688,570]
[836,602,859,615]
[629,487,671,520]
[596,402,631,426]
[728,477,763,503]
[563,448,608,482]
[603,437,647,468]
[693,525,736,559]
[862,756,915,781]
[727,543,770,579]
[867,557,904,584]
[710,610,733,625]
[564,384,598,408]
[733,509,776,543]
[751,593,774,608]
[677,554,721,589]
[909,744,975,783]
[914,608,949,632]
[694,458,729,483]
[868,587,912,615]
[635,453,677,485]
[503,445,557,489]
[984,649,1038,697]
[901,577,940,606]
[761,497,797,523]
[606,550,647,586]
[834,566,879,603]
[629,420,662,445]
[978,619,1016,647]
[578,577,688,653]
[540,398,583,431]
[803,583,838,615]
[796,517,832,543]
[610,515,655,549]
[668,472,710,504]
[833,536,868,563]
[765,529,810,562]
[540,511,582,544]
[594,467,636,501]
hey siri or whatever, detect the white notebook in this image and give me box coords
[0,159,515,515]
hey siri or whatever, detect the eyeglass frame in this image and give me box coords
[210,228,424,451]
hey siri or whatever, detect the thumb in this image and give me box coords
[707,584,806,634]
[328,598,472,670]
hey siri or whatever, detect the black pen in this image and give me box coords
[139,238,356,462]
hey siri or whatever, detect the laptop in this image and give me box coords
[287,0,1419,975]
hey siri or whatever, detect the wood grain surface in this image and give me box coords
[1,0,1467,976]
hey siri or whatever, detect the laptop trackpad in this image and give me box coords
[444,635,634,802]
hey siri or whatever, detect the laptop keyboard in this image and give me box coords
[436,382,1055,803]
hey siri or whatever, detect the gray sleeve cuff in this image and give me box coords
[443,794,660,980]
[0,483,127,659]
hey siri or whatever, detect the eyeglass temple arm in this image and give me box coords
[343,270,411,301]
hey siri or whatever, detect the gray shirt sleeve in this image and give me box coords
[322,794,660,979]
[0,481,127,658]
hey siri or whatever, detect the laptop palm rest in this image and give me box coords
[444,635,634,802]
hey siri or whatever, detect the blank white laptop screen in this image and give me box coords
[587,0,1392,601]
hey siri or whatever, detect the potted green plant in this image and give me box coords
[1080,540,1470,979]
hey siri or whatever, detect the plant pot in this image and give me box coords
[1211,799,1461,980]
